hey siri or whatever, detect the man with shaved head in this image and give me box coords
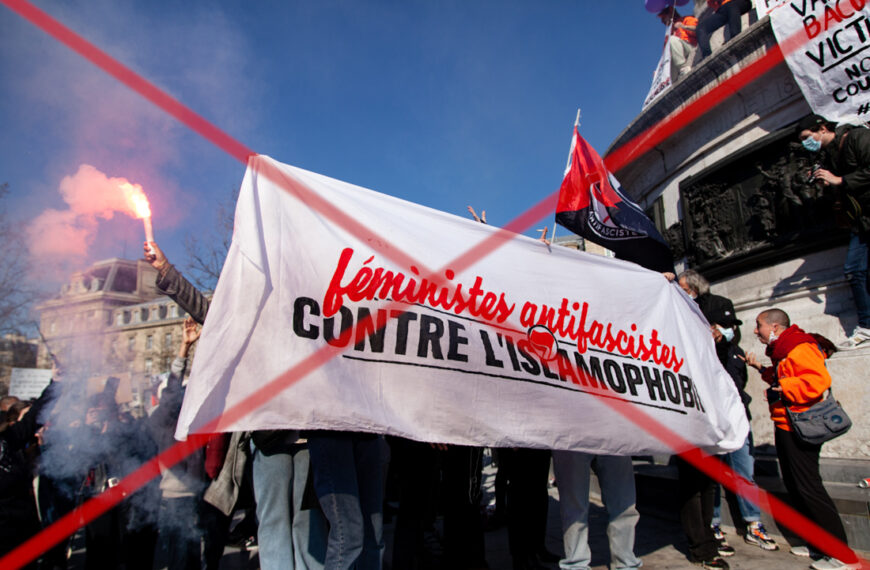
[744,309,858,569]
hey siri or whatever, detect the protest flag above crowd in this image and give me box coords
[555,127,674,273]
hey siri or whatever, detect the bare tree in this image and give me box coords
[183,187,238,291]
[0,184,40,335]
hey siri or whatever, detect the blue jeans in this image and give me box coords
[308,432,384,570]
[844,234,870,328]
[252,441,327,570]
[713,436,761,526]
[552,451,642,570]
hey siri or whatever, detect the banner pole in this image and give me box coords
[555,108,582,244]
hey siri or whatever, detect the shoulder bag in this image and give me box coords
[785,389,852,445]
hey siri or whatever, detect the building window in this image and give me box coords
[164,332,172,348]
[146,335,153,350]
[159,305,168,319]
[169,305,178,318]
[116,312,123,326]
[145,358,152,374]
[128,336,135,351]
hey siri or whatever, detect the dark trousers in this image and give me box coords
[774,428,849,550]
[442,445,487,569]
[38,476,77,570]
[84,506,122,570]
[120,518,157,570]
[676,457,719,562]
[493,449,508,519]
[157,497,201,570]
[199,501,232,570]
[698,0,752,56]
[389,437,439,569]
[503,448,551,563]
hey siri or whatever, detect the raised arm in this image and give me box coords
[144,240,210,324]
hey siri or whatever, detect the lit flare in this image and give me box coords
[119,182,154,249]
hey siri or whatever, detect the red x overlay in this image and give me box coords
[1,0,866,568]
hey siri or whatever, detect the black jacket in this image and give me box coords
[0,382,60,555]
[695,292,741,328]
[716,341,751,420]
[826,125,870,234]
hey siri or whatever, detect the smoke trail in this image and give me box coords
[36,333,164,541]
[27,164,148,261]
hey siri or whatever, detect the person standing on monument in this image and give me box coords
[657,7,698,82]
[797,115,870,349]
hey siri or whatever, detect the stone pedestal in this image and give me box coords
[607,15,870,461]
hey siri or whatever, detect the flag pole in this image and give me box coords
[564,108,581,172]
[555,108,582,245]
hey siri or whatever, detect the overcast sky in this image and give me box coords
[1,0,667,283]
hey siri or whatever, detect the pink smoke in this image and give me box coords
[28,164,149,260]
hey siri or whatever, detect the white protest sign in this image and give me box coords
[755,0,788,18]
[644,26,674,109]
[9,368,52,400]
[762,0,870,122]
[176,155,748,455]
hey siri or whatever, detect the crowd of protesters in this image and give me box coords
[1,114,865,570]
[2,255,859,569]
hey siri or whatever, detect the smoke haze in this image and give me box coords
[27,164,147,261]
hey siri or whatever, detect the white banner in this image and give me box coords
[760,0,870,122]
[176,155,748,455]
[643,27,673,110]
[9,368,52,400]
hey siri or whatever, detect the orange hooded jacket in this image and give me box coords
[760,325,831,432]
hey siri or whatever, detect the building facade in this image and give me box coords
[34,258,200,410]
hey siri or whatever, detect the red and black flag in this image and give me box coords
[555,127,674,273]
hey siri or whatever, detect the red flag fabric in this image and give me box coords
[556,128,674,273]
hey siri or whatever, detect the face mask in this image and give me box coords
[768,330,778,343]
[802,136,822,153]
[716,325,735,342]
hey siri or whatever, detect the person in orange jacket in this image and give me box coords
[744,309,859,570]
[658,8,698,82]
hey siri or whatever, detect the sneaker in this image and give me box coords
[717,544,735,557]
[838,326,870,350]
[696,557,730,569]
[791,545,822,559]
[810,556,861,569]
[744,521,779,551]
[711,523,726,542]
